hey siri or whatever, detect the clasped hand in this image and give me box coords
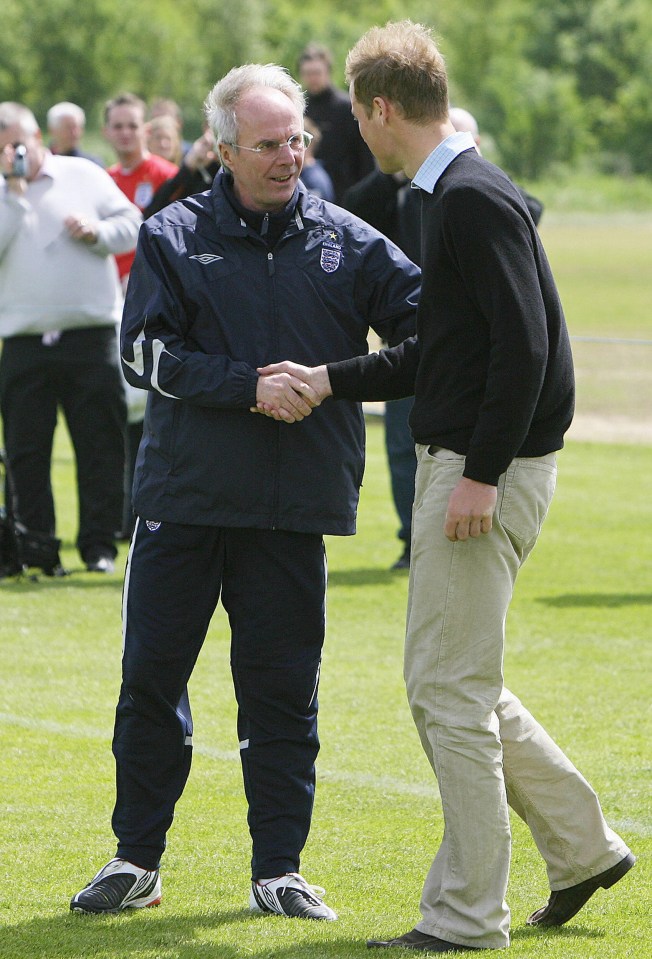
[64,214,97,244]
[251,362,332,422]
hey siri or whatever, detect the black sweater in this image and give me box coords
[328,150,574,486]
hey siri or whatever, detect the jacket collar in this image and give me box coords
[193,170,329,237]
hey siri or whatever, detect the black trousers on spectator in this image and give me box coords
[113,520,326,879]
[0,327,126,561]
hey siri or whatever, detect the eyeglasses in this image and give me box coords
[229,132,313,158]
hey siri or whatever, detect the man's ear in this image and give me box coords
[372,96,393,124]
[218,142,234,170]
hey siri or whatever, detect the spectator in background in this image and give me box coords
[103,92,178,286]
[144,127,220,218]
[344,167,419,570]
[146,114,183,167]
[298,117,334,201]
[149,97,192,156]
[103,92,179,539]
[47,101,104,167]
[0,102,141,574]
[298,43,374,203]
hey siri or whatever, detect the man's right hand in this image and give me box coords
[252,363,332,422]
[444,476,497,542]
[254,368,324,422]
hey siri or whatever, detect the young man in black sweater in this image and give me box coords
[256,19,634,954]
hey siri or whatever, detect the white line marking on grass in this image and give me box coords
[318,768,438,798]
[0,712,110,740]
[609,818,652,838]
[0,711,436,799]
[5,713,650,831]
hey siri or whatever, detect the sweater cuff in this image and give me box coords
[326,358,361,399]
[462,454,502,487]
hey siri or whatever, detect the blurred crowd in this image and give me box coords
[1,42,531,576]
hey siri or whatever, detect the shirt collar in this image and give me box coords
[411,132,477,193]
[35,149,57,181]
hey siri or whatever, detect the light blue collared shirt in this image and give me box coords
[411,132,477,194]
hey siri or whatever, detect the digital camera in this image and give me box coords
[12,144,28,178]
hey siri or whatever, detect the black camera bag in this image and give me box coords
[0,448,62,577]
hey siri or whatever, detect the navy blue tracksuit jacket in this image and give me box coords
[121,173,420,534]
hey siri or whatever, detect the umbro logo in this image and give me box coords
[189,253,224,264]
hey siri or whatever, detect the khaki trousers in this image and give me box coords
[404,445,630,949]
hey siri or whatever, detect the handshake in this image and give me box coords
[251,362,332,423]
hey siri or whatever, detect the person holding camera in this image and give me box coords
[0,102,141,574]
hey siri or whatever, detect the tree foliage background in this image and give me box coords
[1,0,651,180]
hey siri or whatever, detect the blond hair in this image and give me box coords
[345,20,448,123]
[146,114,182,165]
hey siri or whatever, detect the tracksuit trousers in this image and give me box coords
[112,519,326,879]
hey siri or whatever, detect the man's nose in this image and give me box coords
[276,141,296,159]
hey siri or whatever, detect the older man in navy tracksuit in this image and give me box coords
[70,63,419,920]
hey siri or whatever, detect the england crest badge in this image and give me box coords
[320,235,342,273]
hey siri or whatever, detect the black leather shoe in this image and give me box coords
[367,929,478,951]
[527,851,635,927]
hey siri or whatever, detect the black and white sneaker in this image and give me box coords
[85,554,115,574]
[70,858,161,914]
[250,872,337,920]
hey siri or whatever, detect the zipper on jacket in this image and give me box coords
[266,247,280,526]
[264,225,307,527]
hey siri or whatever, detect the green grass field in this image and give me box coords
[539,216,652,341]
[1,216,650,957]
[539,217,652,439]
[1,418,650,959]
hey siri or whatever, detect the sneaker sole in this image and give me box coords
[70,894,162,915]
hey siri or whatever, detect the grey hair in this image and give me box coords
[0,102,39,135]
[47,101,86,129]
[204,63,305,159]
